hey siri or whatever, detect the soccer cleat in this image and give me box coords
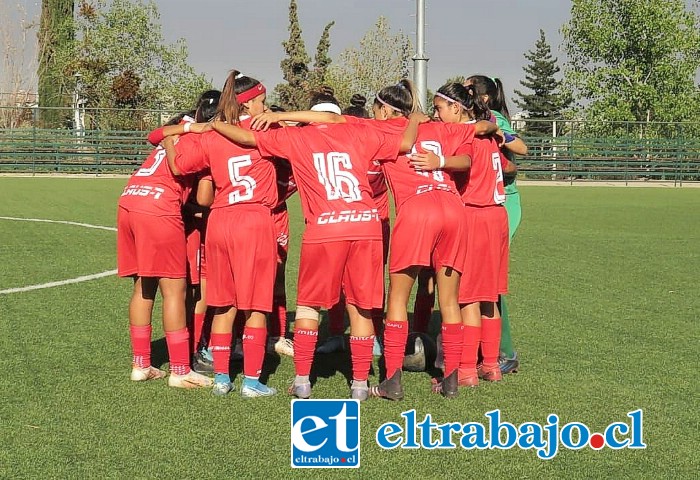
[231,338,243,361]
[274,337,295,357]
[350,380,369,401]
[168,370,214,389]
[192,349,214,374]
[315,335,344,354]
[130,365,166,382]
[431,370,459,398]
[458,367,479,387]
[288,378,312,399]
[240,378,277,398]
[212,381,234,396]
[477,363,503,382]
[368,370,403,401]
[499,351,520,374]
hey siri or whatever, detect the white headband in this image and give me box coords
[436,92,467,111]
[311,103,342,115]
[375,94,402,112]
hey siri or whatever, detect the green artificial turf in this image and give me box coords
[0,178,698,479]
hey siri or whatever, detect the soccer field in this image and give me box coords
[0,178,698,478]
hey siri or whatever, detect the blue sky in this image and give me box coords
[13,1,573,111]
[154,0,573,111]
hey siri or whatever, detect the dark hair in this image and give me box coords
[269,104,286,113]
[164,110,196,126]
[308,85,339,110]
[194,89,221,122]
[436,83,491,121]
[217,69,262,124]
[373,79,420,117]
[465,75,510,121]
[343,94,369,118]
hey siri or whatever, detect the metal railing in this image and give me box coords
[1,108,699,182]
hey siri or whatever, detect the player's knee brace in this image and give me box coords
[295,305,321,322]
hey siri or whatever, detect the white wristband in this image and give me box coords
[438,154,446,169]
[183,122,191,133]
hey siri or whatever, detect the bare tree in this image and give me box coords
[0,1,38,128]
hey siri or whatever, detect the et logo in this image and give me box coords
[291,400,360,468]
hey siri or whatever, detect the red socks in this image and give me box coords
[165,327,191,376]
[481,318,502,366]
[130,324,152,369]
[270,295,287,338]
[441,323,463,377]
[383,320,408,379]
[413,292,434,333]
[210,332,232,375]
[191,312,205,353]
[460,325,481,372]
[242,326,267,378]
[349,335,374,381]
[328,299,346,336]
[293,327,318,376]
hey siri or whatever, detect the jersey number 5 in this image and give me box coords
[313,152,362,202]
[228,155,257,204]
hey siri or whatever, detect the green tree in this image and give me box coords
[328,16,412,107]
[38,0,75,127]
[514,29,571,135]
[57,0,211,130]
[274,0,311,110]
[309,21,335,92]
[562,0,700,128]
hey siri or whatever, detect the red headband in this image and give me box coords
[236,83,266,104]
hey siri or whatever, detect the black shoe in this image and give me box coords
[441,369,458,398]
[369,370,404,401]
[499,351,520,374]
[192,350,214,374]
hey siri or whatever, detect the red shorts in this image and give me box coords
[459,205,509,304]
[381,218,390,265]
[205,205,276,311]
[297,239,384,310]
[185,220,202,285]
[389,191,466,274]
[117,207,186,278]
[272,206,290,263]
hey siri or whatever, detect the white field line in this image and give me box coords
[0,216,117,295]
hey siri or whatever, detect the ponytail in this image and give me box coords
[216,69,265,124]
[374,78,420,117]
[437,82,491,121]
[217,70,242,125]
[465,75,511,121]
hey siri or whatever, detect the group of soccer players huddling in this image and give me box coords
[117,68,527,400]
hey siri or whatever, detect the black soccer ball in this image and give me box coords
[402,332,437,372]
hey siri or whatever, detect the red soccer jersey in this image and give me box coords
[456,135,506,207]
[254,123,403,243]
[174,117,277,210]
[349,118,475,213]
[274,159,297,209]
[118,146,194,216]
[367,160,390,221]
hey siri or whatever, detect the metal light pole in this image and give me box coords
[413,0,428,111]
